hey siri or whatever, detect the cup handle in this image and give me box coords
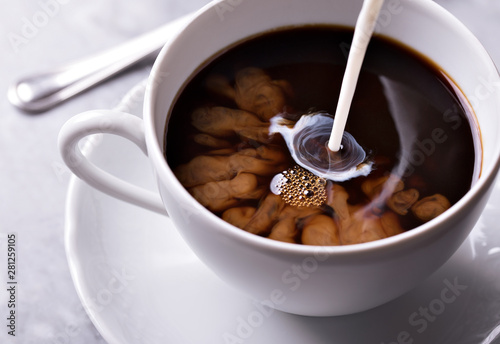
[58,110,168,215]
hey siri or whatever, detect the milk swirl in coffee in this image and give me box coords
[165,26,480,246]
[269,112,372,181]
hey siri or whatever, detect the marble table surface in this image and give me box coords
[0,0,499,343]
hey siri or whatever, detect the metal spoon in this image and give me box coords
[8,14,191,113]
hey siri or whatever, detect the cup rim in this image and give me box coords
[144,0,500,258]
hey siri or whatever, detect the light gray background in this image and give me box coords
[0,0,499,343]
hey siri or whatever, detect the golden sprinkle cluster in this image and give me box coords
[273,165,327,207]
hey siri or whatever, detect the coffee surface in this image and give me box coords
[165,26,479,245]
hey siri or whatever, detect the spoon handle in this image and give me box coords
[8,14,191,113]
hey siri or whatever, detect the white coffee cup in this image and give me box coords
[59,0,500,316]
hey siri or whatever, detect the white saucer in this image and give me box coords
[65,81,500,344]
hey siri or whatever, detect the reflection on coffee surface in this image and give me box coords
[165,26,480,246]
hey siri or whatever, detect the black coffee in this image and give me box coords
[165,26,480,246]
